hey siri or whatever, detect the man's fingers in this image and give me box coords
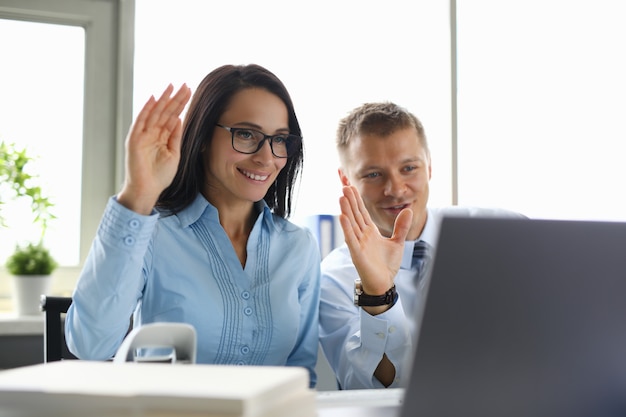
[339,195,359,238]
[391,208,413,243]
[351,185,374,227]
[341,188,367,241]
[338,211,357,247]
[342,186,368,231]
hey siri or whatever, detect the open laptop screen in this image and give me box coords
[402,217,626,417]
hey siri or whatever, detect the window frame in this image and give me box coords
[0,0,134,294]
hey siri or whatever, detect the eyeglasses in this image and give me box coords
[216,124,301,158]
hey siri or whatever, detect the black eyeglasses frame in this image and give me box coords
[216,124,301,158]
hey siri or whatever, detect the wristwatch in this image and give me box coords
[353,279,397,307]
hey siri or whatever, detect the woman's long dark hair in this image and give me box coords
[156,64,303,218]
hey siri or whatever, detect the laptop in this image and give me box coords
[400,216,626,417]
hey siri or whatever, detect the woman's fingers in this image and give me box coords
[140,84,190,135]
[133,95,157,134]
[158,84,192,133]
[158,87,190,147]
[167,118,184,155]
[126,84,190,150]
[143,84,175,129]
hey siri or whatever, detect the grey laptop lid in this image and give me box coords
[401,216,626,417]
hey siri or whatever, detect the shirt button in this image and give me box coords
[241,291,250,300]
[123,235,135,246]
[388,326,396,333]
[376,332,385,339]
[240,345,250,355]
[129,219,140,229]
[244,307,253,316]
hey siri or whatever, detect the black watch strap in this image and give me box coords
[353,279,397,307]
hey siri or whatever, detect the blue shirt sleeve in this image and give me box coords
[66,196,157,359]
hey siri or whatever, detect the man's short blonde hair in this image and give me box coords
[336,102,429,164]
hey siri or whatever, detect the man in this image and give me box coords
[319,102,523,389]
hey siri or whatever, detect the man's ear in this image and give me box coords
[338,168,351,186]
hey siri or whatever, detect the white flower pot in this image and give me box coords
[11,275,52,316]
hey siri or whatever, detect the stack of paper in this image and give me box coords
[0,361,315,417]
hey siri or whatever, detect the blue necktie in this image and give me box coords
[413,240,432,284]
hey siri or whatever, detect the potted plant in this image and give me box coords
[6,242,58,276]
[1,140,57,315]
[6,242,58,315]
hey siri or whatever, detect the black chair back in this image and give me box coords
[40,295,78,362]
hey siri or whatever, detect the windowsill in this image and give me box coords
[0,312,44,336]
[0,295,44,335]
[0,267,77,299]
[0,267,78,336]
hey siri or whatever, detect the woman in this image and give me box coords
[65,64,321,387]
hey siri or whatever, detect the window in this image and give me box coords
[456,0,626,221]
[0,0,134,298]
[133,0,453,224]
[0,19,84,266]
[4,0,623,303]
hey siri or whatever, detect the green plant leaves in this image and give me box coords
[0,141,56,240]
[5,242,58,275]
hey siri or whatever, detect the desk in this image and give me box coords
[317,388,404,416]
[0,362,405,416]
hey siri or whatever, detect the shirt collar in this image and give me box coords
[174,194,274,229]
[417,207,439,247]
[401,207,438,270]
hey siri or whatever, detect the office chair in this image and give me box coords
[39,296,179,364]
[40,295,78,362]
[113,322,197,364]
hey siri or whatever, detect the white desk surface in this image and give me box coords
[316,388,404,417]
[0,313,43,335]
[0,361,317,417]
[0,361,405,416]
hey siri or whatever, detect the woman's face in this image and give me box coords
[204,87,290,206]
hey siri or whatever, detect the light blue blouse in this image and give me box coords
[66,194,321,387]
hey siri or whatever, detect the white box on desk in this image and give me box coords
[0,361,315,417]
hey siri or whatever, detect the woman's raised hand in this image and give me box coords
[117,84,192,214]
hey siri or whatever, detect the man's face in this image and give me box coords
[339,127,431,240]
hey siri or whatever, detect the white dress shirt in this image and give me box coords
[319,206,525,389]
